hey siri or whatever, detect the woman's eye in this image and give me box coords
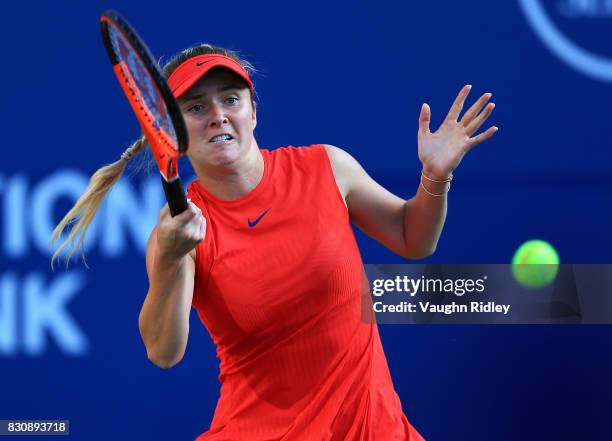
[188,104,205,113]
[226,97,239,104]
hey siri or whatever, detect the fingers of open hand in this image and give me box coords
[461,92,492,127]
[467,126,498,150]
[419,103,431,135]
[465,102,495,136]
[444,85,472,122]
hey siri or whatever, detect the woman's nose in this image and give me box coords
[208,104,228,127]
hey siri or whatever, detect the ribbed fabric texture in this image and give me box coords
[186,145,424,441]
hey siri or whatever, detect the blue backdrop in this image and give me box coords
[2,1,611,440]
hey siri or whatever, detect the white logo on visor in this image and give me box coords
[518,0,612,83]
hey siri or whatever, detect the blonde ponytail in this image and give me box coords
[51,136,148,268]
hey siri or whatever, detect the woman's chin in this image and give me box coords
[207,147,242,167]
[188,141,250,169]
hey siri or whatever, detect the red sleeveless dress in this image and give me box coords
[186,145,424,441]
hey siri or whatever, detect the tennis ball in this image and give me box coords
[511,240,560,288]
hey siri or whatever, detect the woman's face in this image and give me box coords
[178,68,257,169]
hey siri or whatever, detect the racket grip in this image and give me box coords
[162,177,188,217]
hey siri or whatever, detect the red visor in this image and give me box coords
[167,54,254,99]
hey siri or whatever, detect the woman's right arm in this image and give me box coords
[138,202,206,369]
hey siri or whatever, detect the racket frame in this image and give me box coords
[100,10,189,216]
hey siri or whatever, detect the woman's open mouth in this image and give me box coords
[209,134,234,145]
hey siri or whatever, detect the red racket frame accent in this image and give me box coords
[100,11,189,216]
[111,62,179,181]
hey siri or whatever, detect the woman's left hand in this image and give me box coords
[418,85,498,180]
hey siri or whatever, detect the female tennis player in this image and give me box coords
[53,44,496,440]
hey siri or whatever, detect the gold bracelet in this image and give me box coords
[420,175,451,197]
[421,170,453,184]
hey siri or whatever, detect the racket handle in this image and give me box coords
[162,177,188,217]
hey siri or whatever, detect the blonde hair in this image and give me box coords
[51,43,256,268]
[50,136,147,268]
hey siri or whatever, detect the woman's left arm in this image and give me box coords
[325,85,497,260]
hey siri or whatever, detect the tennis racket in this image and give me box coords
[100,9,189,216]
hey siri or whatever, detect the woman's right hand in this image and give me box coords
[155,201,206,262]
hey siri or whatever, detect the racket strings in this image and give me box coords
[108,25,178,149]
[116,60,178,171]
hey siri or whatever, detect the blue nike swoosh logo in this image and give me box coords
[248,208,270,228]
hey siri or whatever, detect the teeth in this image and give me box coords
[210,134,232,142]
